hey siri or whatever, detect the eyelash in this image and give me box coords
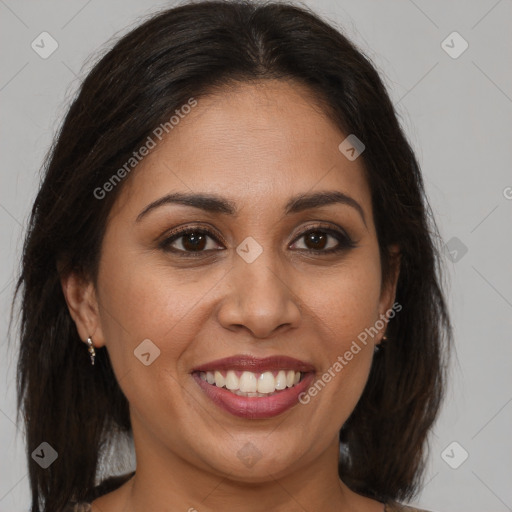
[158,223,357,257]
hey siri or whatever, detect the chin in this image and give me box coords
[192,438,305,482]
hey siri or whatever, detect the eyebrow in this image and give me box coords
[136,190,366,226]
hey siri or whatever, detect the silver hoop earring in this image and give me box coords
[86,337,96,366]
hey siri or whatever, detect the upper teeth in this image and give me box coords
[199,370,302,395]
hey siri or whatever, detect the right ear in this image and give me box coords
[60,272,106,348]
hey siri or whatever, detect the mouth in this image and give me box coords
[191,355,316,419]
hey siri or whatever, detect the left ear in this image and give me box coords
[378,243,401,329]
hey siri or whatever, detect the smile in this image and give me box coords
[191,355,316,419]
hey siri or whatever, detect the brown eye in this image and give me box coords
[290,226,356,254]
[303,231,330,250]
[179,231,208,251]
[159,227,224,254]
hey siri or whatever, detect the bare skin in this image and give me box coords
[62,79,399,512]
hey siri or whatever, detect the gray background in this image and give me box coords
[1,1,511,511]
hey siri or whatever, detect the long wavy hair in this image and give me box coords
[11,1,452,510]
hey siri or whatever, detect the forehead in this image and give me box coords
[115,79,373,222]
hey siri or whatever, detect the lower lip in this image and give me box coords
[192,372,315,419]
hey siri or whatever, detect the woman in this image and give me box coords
[14,1,451,511]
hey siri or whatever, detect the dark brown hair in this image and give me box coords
[12,1,451,510]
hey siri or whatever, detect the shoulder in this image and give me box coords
[62,470,135,512]
[385,502,436,512]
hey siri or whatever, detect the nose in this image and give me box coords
[216,250,302,339]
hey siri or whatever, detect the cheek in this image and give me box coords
[303,251,382,351]
[295,249,382,417]
[95,236,225,383]
[95,254,216,435]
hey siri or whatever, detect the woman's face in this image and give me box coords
[68,79,399,483]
